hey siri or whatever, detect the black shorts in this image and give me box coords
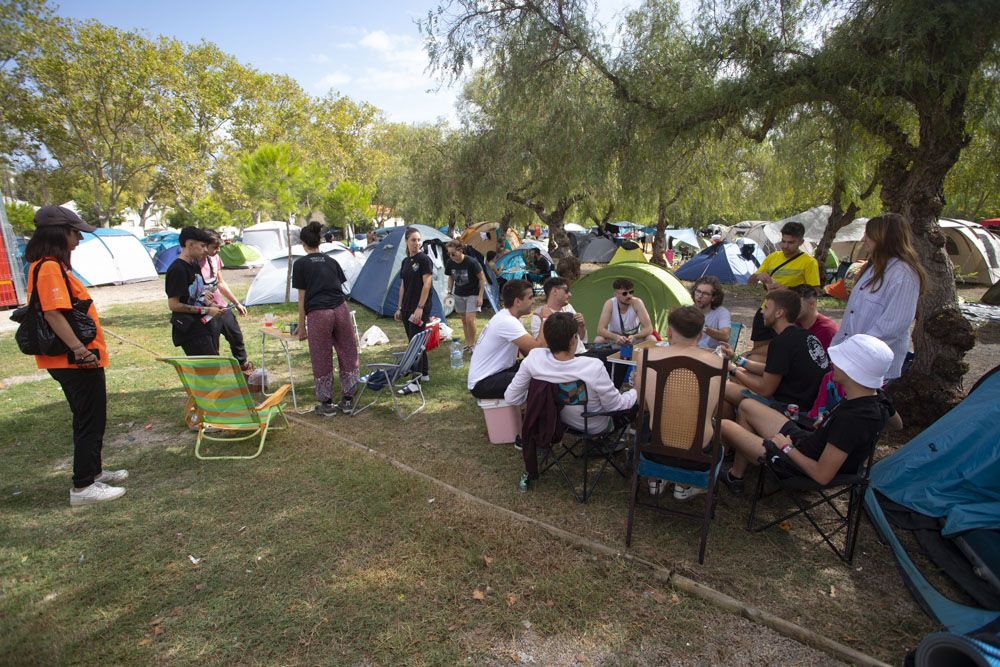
[768,421,811,479]
[750,308,774,342]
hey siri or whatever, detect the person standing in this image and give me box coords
[394,227,434,395]
[445,240,484,350]
[292,221,360,416]
[691,276,731,349]
[745,221,820,362]
[831,213,925,381]
[24,206,127,506]
[166,227,223,355]
[201,230,252,375]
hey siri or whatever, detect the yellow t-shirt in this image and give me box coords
[757,251,820,308]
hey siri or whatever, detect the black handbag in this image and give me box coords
[10,260,98,356]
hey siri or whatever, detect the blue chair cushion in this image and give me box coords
[638,450,725,489]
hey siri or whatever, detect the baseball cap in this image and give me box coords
[828,334,892,389]
[34,205,96,233]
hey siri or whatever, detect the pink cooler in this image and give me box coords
[477,399,521,444]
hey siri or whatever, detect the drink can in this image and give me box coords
[786,403,799,421]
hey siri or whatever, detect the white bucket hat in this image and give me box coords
[828,334,893,389]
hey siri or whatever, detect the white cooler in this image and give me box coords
[477,398,522,444]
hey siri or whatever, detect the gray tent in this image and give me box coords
[579,236,618,263]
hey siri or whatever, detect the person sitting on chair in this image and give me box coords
[691,276,731,350]
[718,334,902,495]
[594,278,655,345]
[530,277,587,354]
[505,312,636,434]
[721,288,829,417]
[634,305,727,500]
[526,248,552,284]
[793,284,839,352]
[468,280,543,398]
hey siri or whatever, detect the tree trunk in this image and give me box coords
[447,210,457,238]
[814,177,861,285]
[505,192,585,259]
[880,107,976,427]
[650,196,668,267]
[497,210,513,251]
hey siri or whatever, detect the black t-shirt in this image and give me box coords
[765,325,829,407]
[792,392,894,475]
[165,257,206,307]
[291,253,348,314]
[400,252,433,312]
[445,255,482,297]
[534,255,552,274]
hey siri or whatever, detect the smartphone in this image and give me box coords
[67,348,101,364]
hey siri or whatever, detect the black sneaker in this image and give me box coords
[337,397,354,414]
[720,468,745,496]
[313,402,337,417]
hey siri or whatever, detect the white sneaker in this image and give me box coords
[673,484,707,501]
[70,481,126,507]
[419,375,431,382]
[398,381,421,396]
[95,469,128,484]
[647,479,666,496]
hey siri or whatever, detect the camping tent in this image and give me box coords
[865,366,1000,637]
[71,228,158,287]
[241,221,300,257]
[153,245,182,274]
[839,218,1000,284]
[568,231,597,257]
[351,225,454,319]
[571,263,693,337]
[579,236,617,263]
[142,230,179,259]
[218,242,264,269]
[459,221,522,257]
[675,240,765,284]
[564,222,586,233]
[609,243,647,265]
[494,247,555,281]
[244,243,364,307]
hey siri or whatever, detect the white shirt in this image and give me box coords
[529,303,587,355]
[504,348,637,433]
[605,298,641,336]
[832,258,919,380]
[467,309,529,389]
[698,306,731,349]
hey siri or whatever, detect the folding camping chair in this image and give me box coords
[349,329,430,421]
[529,379,631,503]
[746,431,881,564]
[626,351,729,564]
[160,356,290,460]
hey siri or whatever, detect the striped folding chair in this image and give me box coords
[160,356,290,460]
[349,329,430,421]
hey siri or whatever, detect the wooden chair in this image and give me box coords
[626,350,729,564]
[161,356,290,460]
[746,432,882,564]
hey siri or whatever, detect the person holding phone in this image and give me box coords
[24,206,127,507]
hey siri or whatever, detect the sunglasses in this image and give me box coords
[617,290,633,296]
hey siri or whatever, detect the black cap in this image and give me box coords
[34,205,96,233]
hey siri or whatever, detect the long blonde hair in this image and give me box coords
[861,213,926,294]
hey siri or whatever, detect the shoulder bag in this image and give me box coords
[10,260,97,356]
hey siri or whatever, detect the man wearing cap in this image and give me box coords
[717,334,902,494]
[793,284,839,351]
[165,226,224,355]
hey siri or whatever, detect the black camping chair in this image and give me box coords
[746,431,882,565]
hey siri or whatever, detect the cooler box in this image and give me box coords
[477,398,521,444]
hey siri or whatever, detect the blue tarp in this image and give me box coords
[675,241,764,284]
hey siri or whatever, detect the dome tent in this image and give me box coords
[578,236,617,263]
[218,242,264,269]
[459,221,521,257]
[351,225,454,319]
[609,242,647,265]
[244,243,363,306]
[675,240,765,284]
[494,246,555,281]
[241,221,300,257]
[72,228,158,286]
[571,263,693,338]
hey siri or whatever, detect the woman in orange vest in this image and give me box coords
[24,206,127,507]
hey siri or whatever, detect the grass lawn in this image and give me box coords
[0,294,933,665]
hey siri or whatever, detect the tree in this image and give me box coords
[322,181,372,238]
[423,0,1000,424]
[4,200,34,235]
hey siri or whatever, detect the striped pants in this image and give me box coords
[306,304,359,403]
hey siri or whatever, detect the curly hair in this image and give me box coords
[692,276,724,309]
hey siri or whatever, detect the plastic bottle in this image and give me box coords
[450,338,464,369]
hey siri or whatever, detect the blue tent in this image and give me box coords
[495,247,555,281]
[142,231,179,258]
[865,366,1000,637]
[351,224,454,319]
[154,244,182,274]
[675,240,764,284]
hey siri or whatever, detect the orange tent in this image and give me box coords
[459,221,522,256]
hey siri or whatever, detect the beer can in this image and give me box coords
[786,403,799,421]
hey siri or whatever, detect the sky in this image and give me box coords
[54,0,642,126]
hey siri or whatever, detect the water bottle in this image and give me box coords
[450,338,463,369]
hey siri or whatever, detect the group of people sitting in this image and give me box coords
[464,215,914,503]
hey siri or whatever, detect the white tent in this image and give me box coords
[72,229,158,286]
[241,221,300,257]
[564,222,586,233]
[243,243,365,306]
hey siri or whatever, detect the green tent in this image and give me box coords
[826,248,839,270]
[609,245,648,265]
[572,263,693,338]
[218,242,263,268]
